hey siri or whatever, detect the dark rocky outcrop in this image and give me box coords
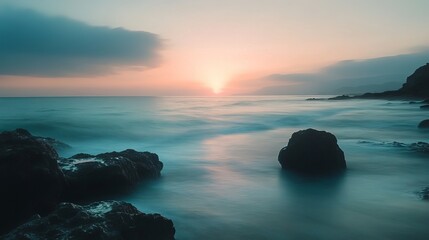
[359,63,429,99]
[418,119,429,128]
[0,129,65,235]
[1,201,175,240]
[278,129,346,174]
[400,63,429,97]
[59,149,163,201]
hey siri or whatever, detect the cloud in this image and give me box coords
[0,7,162,77]
[254,50,429,95]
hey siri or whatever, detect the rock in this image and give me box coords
[388,141,429,153]
[420,104,429,109]
[0,129,65,235]
[408,142,429,153]
[360,140,429,154]
[34,136,71,152]
[418,119,429,128]
[306,97,326,101]
[1,201,175,240]
[59,149,163,201]
[417,187,429,200]
[400,63,429,97]
[306,95,354,101]
[278,129,346,174]
[328,95,352,100]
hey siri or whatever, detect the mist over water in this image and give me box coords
[1,96,428,239]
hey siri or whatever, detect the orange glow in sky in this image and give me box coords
[0,1,429,96]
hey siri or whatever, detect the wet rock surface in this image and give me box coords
[1,201,175,240]
[278,128,346,174]
[59,149,163,201]
[0,129,173,238]
[34,136,71,152]
[0,129,65,235]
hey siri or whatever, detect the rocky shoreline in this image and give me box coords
[0,129,175,239]
[2,201,175,240]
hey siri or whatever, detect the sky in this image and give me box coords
[0,0,428,96]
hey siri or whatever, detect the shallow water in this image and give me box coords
[1,96,428,239]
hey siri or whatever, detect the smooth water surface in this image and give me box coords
[1,96,428,239]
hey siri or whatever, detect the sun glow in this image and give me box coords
[201,67,232,95]
[205,74,228,94]
[209,80,224,94]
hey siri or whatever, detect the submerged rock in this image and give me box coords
[418,119,429,128]
[60,149,163,201]
[408,142,429,153]
[417,187,429,200]
[0,129,65,235]
[1,201,175,240]
[358,140,429,154]
[278,129,346,174]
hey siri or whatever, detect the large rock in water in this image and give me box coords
[1,201,175,240]
[59,149,163,201]
[278,129,346,174]
[0,129,65,234]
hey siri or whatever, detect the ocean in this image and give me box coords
[1,96,428,239]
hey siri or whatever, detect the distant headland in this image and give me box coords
[308,63,429,100]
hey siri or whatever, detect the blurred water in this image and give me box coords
[0,96,428,239]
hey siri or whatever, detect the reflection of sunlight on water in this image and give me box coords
[201,134,256,200]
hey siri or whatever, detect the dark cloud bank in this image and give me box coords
[255,50,429,95]
[0,7,162,77]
